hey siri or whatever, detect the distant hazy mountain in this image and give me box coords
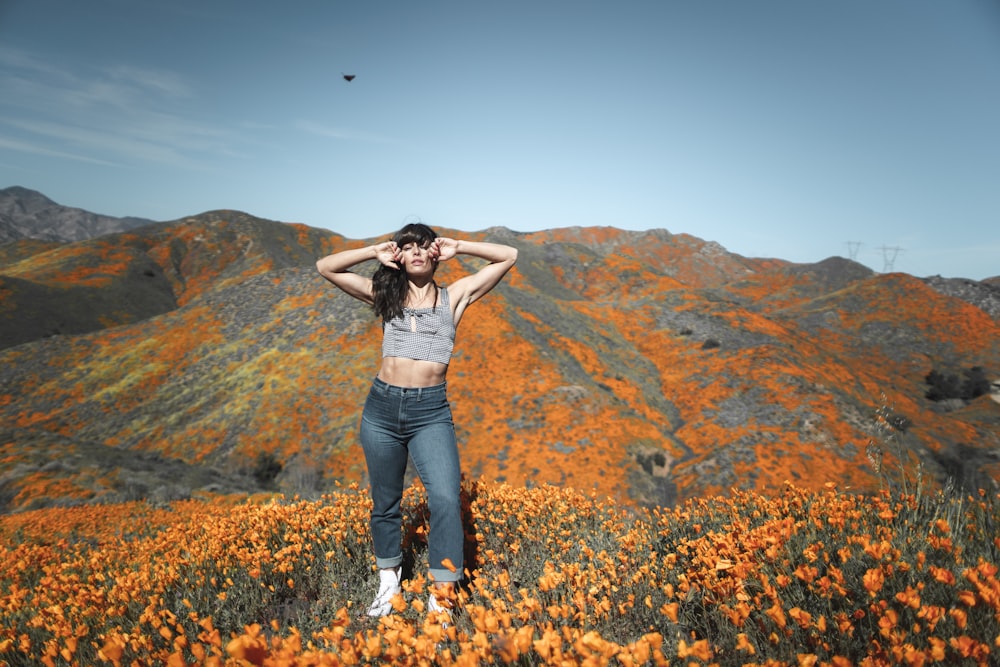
[0,186,156,243]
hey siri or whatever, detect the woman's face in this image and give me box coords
[398,239,436,275]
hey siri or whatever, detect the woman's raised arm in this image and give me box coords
[434,238,517,321]
[317,242,399,304]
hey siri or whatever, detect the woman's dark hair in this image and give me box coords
[372,222,438,322]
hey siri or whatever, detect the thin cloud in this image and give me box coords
[0,45,67,78]
[0,46,192,107]
[2,64,189,117]
[0,115,231,170]
[0,47,242,169]
[296,119,396,145]
[0,135,120,167]
[106,64,194,100]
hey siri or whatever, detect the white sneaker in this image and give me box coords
[367,568,401,617]
[428,587,454,623]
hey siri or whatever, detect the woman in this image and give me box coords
[316,222,517,618]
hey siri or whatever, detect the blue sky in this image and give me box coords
[1,0,998,280]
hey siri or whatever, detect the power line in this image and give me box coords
[876,245,904,272]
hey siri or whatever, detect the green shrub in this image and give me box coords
[253,451,283,486]
[925,366,991,402]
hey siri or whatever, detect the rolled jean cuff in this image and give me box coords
[375,554,403,570]
[428,567,462,583]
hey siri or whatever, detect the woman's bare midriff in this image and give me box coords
[378,357,448,388]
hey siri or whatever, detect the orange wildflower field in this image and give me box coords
[1,479,998,666]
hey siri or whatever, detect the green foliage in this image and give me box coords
[925,366,992,402]
[253,451,283,487]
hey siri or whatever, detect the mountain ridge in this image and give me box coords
[0,186,156,243]
[1,191,998,512]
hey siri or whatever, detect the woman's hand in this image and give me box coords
[374,241,401,269]
[433,237,459,262]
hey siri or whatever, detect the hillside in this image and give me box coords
[1,206,998,512]
[0,186,155,243]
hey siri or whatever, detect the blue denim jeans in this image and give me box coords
[359,377,463,583]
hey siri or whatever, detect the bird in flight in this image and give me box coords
[343,74,356,82]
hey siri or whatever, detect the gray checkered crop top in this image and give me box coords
[381,286,455,365]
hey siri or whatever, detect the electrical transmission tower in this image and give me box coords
[877,245,904,272]
[846,241,862,261]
